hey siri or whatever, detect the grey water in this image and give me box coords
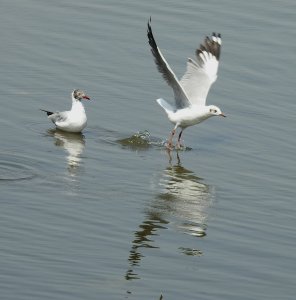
[0,0,295,299]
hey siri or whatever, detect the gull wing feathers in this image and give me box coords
[180,33,221,106]
[40,108,68,123]
[40,109,53,116]
[147,19,190,109]
[48,111,69,124]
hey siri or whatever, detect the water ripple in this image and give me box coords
[0,152,38,181]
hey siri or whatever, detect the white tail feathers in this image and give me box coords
[156,98,174,113]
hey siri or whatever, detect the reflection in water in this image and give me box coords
[126,153,213,282]
[126,216,168,281]
[46,129,85,177]
[158,153,213,238]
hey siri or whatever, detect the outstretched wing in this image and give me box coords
[180,33,221,106]
[147,19,190,109]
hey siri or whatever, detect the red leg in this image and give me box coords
[167,128,175,149]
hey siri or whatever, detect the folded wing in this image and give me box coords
[48,111,69,125]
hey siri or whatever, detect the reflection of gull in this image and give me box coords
[126,157,213,283]
[48,129,85,175]
[157,160,212,237]
[126,214,168,281]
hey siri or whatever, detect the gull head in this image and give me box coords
[72,89,90,101]
[208,105,226,118]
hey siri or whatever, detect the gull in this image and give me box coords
[147,19,226,149]
[41,89,91,133]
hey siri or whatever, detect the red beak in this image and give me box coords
[83,95,90,100]
[220,113,226,117]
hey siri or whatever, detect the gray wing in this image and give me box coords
[180,33,221,106]
[48,111,69,124]
[147,19,190,109]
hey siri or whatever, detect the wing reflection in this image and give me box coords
[126,153,213,281]
[157,157,212,237]
[126,216,168,280]
[47,129,85,177]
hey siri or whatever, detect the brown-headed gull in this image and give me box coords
[41,89,90,133]
[147,19,226,149]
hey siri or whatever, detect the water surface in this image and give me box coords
[0,0,295,299]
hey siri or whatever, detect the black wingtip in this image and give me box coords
[147,17,157,50]
[212,32,222,39]
[196,32,222,62]
[147,16,151,31]
[147,17,152,34]
[40,109,53,116]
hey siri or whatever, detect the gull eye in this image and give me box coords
[210,109,217,113]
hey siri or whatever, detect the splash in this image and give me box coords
[118,130,165,150]
[118,130,193,151]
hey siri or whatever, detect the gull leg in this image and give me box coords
[166,124,179,150]
[166,147,173,163]
[167,128,176,149]
[176,130,183,150]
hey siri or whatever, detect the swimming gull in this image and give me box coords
[40,89,91,133]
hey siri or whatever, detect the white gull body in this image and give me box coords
[41,89,90,133]
[147,19,226,149]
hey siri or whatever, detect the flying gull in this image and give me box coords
[147,19,225,149]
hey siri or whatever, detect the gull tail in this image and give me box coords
[156,98,174,113]
[40,109,54,116]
